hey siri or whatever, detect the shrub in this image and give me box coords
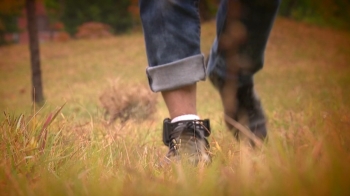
[61,0,133,35]
[99,79,157,125]
[75,22,113,39]
[53,31,70,42]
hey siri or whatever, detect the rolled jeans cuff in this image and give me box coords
[146,54,206,92]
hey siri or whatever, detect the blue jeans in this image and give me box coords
[140,0,280,92]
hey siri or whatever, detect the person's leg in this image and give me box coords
[139,0,210,163]
[162,84,197,119]
[207,0,280,141]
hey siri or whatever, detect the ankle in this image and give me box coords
[161,84,197,119]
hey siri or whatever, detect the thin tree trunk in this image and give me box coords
[26,0,44,104]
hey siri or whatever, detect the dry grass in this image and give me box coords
[0,17,350,195]
[99,78,157,124]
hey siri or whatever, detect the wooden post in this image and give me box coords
[26,0,44,104]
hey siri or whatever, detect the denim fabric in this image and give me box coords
[140,0,280,92]
[140,0,205,92]
[207,0,280,87]
[147,54,205,92]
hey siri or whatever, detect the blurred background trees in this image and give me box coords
[0,0,24,45]
[279,0,350,29]
[200,0,350,29]
[0,0,349,44]
[59,0,133,35]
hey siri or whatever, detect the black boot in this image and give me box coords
[163,118,211,164]
[236,84,267,140]
[207,56,267,143]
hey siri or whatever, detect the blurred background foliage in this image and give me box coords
[57,0,133,35]
[278,0,350,29]
[0,0,24,44]
[0,0,349,45]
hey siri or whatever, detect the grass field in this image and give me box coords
[1,18,350,195]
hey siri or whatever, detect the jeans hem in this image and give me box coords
[146,54,206,92]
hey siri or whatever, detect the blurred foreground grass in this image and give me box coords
[0,18,350,195]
